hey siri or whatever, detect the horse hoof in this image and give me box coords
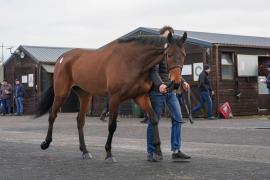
[40,141,50,150]
[79,146,83,152]
[82,153,93,160]
[152,153,163,162]
[105,156,117,163]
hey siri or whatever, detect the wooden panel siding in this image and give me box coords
[4,54,38,114]
[90,97,132,117]
[182,44,213,117]
[217,46,270,116]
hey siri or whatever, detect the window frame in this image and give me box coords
[221,51,235,81]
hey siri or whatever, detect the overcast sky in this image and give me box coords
[1,0,270,60]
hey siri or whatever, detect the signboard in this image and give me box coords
[193,63,203,81]
[237,54,258,77]
[28,74,34,87]
[182,64,192,76]
[258,76,269,95]
[22,75,28,83]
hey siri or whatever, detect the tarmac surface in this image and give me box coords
[0,114,270,180]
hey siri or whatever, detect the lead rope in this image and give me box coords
[181,88,194,124]
[187,88,194,124]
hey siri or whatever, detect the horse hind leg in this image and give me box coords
[134,94,162,162]
[73,86,93,159]
[104,95,120,163]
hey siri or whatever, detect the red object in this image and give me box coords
[219,102,233,119]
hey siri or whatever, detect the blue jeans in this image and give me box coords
[2,99,12,114]
[0,99,3,113]
[15,97,24,114]
[147,91,183,154]
[176,93,183,106]
[192,91,213,118]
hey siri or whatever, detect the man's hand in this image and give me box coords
[159,84,168,93]
[182,82,190,92]
[4,90,11,95]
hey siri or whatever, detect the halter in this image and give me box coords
[164,43,193,124]
[164,44,183,71]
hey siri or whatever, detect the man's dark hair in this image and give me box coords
[159,26,174,35]
[204,64,210,70]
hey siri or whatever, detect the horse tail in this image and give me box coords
[35,86,54,118]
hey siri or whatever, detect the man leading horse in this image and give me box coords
[147,26,191,162]
[36,25,188,162]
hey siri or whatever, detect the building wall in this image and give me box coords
[40,67,53,93]
[216,46,270,116]
[90,96,133,117]
[182,43,214,117]
[4,53,81,114]
[182,43,270,117]
[4,54,38,114]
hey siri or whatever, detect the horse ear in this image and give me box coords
[167,32,173,43]
[177,32,187,46]
[180,32,187,43]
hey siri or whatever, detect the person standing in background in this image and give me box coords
[0,82,3,115]
[266,64,270,95]
[140,112,150,124]
[14,79,24,116]
[265,64,270,120]
[191,65,216,120]
[0,80,12,115]
[100,96,109,122]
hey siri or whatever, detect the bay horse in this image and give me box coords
[35,32,187,162]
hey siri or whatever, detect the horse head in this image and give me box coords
[166,32,187,86]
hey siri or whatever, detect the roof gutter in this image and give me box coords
[187,38,212,48]
[40,61,55,65]
[214,43,270,49]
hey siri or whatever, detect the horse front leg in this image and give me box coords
[41,96,66,150]
[134,94,162,161]
[40,113,56,150]
[74,89,93,159]
[104,96,120,163]
[77,113,92,159]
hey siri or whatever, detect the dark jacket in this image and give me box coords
[15,84,24,98]
[267,73,270,89]
[150,58,171,92]
[0,84,12,99]
[198,71,212,92]
[0,85,2,99]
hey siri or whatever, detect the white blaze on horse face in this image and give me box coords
[59,57,64,64]
[164,43,168,49]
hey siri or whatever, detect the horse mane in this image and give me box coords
[118,35,167,47]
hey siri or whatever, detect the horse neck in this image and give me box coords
[111,41,165,72]
[138,47,165,72]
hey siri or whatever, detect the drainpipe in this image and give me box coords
[215,44,220,117]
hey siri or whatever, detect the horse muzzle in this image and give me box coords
[169,67,182,85]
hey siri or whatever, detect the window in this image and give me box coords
[237,54,258,77]
[221,52,234,80]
